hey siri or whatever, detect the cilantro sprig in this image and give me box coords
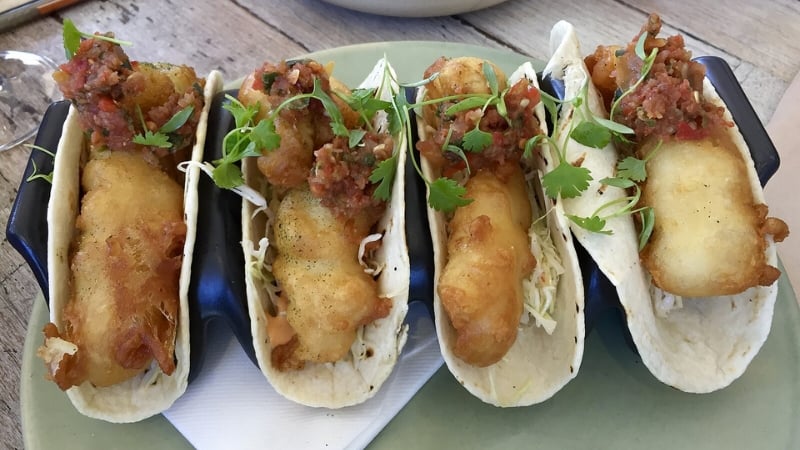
[212,61,402,198]
[132,105,194,149]
[539,33,660,249]
[396,84,472,212]
[212,95,265,188]
[62,19,132,60]
[404,61,519,212]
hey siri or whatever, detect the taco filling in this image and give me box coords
[584,14,788,299]
[417,57,564,368]
[37,33,206,390]
[237,60,396,371]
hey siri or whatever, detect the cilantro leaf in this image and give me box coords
[594,117,634,135]
[223,95,259,128]
[340,88,392,124]
[462,127,492,153]
[133,130,171,148]
[496,89,508,119]
[483,61,499,96]
[570,121,611,149]
[428,177,472,212]
[213,161,245,189]
[369,154,397,201]
[635,31,648,60]
[388,88,409,136]
[159,105,194,133]
[63,19,82,60]
[522,134,546,159]
[62,19,132,60]
[539,90,561,132]
[568,214,612,235]
[133,105,195,149]
[541,160,592,199]
[250,119,281,151]
[348,129,367,148]
[311,78,347,137]
[617,156,648,182]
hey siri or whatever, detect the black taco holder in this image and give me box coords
[6,56,778,379]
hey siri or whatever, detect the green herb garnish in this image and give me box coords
[132,105,194,148]
[62,19,133,60]
[25,144,55,184]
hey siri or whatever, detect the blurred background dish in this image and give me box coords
[319,0,509,17]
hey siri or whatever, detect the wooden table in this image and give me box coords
[2,0,799,447]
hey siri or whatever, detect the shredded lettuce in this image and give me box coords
[521,218,564,334]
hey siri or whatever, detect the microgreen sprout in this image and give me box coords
[62,19,132,60]
[211,61,402,201]
[25,144,55,184]
[538,33,660,248]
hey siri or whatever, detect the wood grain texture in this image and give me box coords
[0,0,798,447]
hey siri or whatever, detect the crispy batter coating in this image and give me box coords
[585,13,789,296]
[48,152,185,389]
[270,188,390,370]
[640,137,785,296]
[422,56,507,130]
[438,165,536,367]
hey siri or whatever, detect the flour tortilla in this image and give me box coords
[420,61,585,407]
[242,59,410,408]
[545,20,778,393]
[45,70,223,422]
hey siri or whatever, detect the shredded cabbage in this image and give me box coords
[521,218,564,334]
[358,233,384,275]
[652,282,684,317]
[178,161,268,212]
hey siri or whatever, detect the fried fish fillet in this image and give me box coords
[270,188,391,371]
[640,137,784,296]
[44,152,185,389]
[438,165,536,367]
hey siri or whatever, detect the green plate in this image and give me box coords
[21,42,800,449]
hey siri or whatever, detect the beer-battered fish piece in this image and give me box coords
[640,138,780,296]
[270,188,391,371]
[438,165,535,367]
[416,56,585,406]
[585,13,788,297]
[47,152,185,389]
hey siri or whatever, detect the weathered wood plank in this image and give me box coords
[235,0,510,54]
[458,0,797,120]
[625,0,800,82]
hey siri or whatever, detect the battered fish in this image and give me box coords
[640,137,781,296]
[44,152,185,389]
[438,165,536,367]
[270,188,391,370]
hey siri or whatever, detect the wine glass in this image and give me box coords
[0,50,59,152]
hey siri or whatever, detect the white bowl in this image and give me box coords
[320,0,510,17]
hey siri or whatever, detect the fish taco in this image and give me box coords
[233,57,410,407]
[544,17,788,393]
[37,26,223,422]
[415,56,585,406]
